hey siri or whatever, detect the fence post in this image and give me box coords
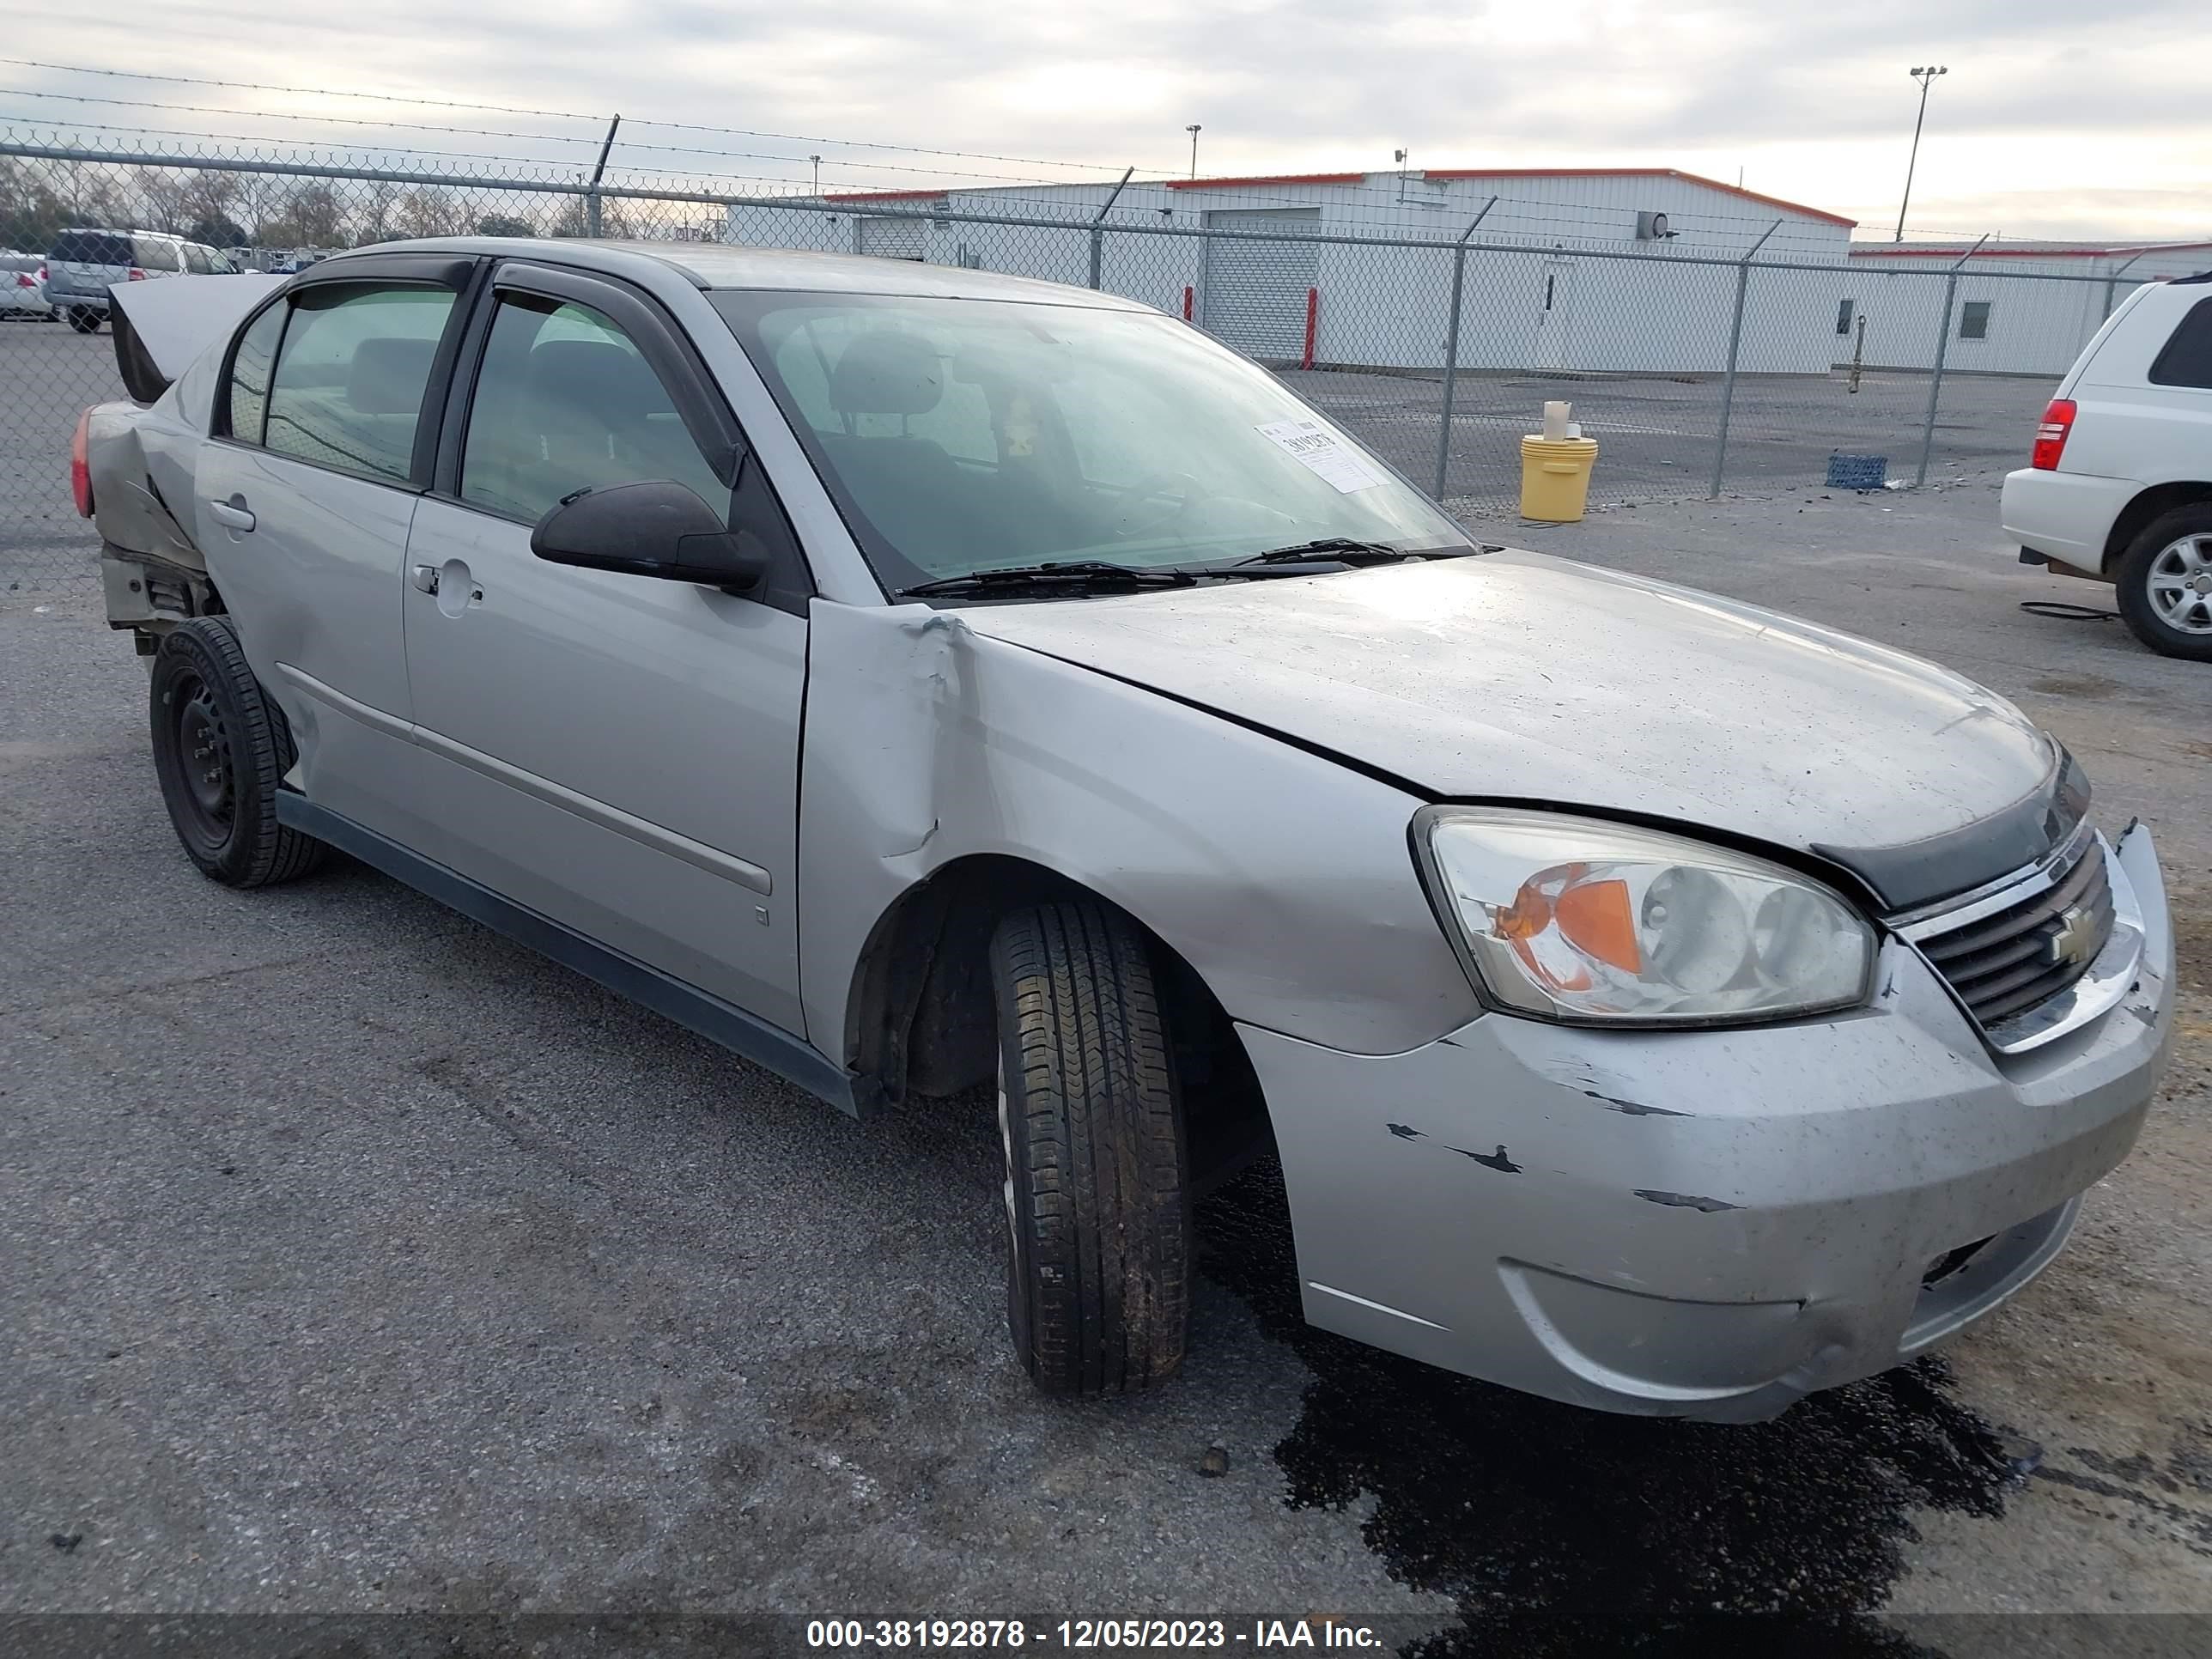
[1088,166,1133,290]
[2100,247,2150,322]
[1432,198,1497,499]
[585,112,621,237]
[1708,218,1783,498]
[1915,234,1989,487]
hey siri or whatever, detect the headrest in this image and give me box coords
[526,339,665,421]
[347,337,436,415]
[829,331,943,418]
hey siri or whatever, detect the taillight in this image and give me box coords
[70,410,94,518]
[36,264,47,285]
[126,266,148,282]
[2031,398,2076,471]
[14,273,31,289]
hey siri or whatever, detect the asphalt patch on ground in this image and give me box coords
[1194,1159,2024,1657]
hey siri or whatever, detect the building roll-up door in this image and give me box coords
[860,216,929,261]
[1200,207,1321,361]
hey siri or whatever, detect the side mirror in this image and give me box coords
[530,480,768,592]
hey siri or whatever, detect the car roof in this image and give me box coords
[319,237,1158,311]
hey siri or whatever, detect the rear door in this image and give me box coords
[399,260,811,1030]
[192,254,477,844]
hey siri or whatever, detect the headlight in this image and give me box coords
[1414,807,1873,1025]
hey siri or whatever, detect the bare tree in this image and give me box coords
[130,167,194,234]
[179,169,248,246]
[396,186,465,239]
[353,179,400,246]
[262,181,345,250]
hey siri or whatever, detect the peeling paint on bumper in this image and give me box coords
[1243,823,2175,1421]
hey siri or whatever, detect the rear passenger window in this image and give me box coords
[459,294,727,524]
[2148,297,2212,389]
[264,285,455,483]
[135,239,181,274]
[224,303,287,444]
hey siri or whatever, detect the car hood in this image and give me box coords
[957,551,2063,910]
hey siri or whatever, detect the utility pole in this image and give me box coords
[810,155,822,197]
[1895,65,1947,242]
[1185,125,1202,179]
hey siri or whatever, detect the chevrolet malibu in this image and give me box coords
[79,241,2175,1420]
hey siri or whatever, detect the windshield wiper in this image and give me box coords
[899,560,1200,598]
[1233,538,1420,566]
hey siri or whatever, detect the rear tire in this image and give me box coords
[2114,506,2212,662]
[67,307,101,334]
[989,900,1190,1396]
[149,618,328,887]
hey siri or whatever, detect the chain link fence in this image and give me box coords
[2,138,2149,590]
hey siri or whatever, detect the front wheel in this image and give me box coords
[2115,507,2212,662]
[66,307,101,334]
[149,618,328,887]
[989,900,1190,1396]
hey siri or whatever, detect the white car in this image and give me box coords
[2002,270,2212,660]
[0,251,51,317]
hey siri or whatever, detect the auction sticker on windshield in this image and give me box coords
[1255,418,1382,492]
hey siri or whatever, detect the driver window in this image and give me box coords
[460,295,728,525]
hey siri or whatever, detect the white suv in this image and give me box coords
[2002,270,2212,660]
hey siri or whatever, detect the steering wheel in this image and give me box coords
[1112,471,1209,540]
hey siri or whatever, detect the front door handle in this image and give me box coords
[206,495,256,532]
[410,564,441,594]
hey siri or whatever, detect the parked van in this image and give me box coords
[43,228,240,334]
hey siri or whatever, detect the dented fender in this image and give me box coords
[796,597,1480,1064]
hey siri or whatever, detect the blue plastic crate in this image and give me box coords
[1826,453,1887,490]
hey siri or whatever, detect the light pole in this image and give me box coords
[1185,125,1202,179]
[810,155,822,197]
[1895,65,1947,242]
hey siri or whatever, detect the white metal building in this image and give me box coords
[1844,240,2212,376]
[727,167,1858,374]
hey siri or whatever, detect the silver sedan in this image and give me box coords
[82,241,2174,1419]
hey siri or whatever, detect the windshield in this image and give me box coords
[710,290,1468,594]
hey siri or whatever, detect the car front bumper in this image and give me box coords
[1241,823,2174,1421]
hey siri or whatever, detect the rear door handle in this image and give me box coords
[410,564,441,594]
[206,495,255,532]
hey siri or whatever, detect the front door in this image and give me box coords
[400,268,808,1034]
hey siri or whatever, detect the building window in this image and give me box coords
[1836,298,1856,336]
[1960,301,1992,341]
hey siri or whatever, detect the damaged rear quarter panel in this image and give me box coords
[797,598,1480,1060]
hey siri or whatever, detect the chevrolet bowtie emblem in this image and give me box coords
[2049,905,2099,970]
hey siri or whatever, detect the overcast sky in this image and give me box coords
[4,0,2204,240]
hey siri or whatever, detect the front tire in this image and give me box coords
[2115,507,2212,661]
[149,618,328,887]
[989,900,1190,1396]
[67,307,101,334]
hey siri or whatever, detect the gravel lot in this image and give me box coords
[3,456,2207,1651]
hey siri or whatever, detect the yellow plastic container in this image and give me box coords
[1518,435,1600,522]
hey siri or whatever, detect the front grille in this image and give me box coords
[1915,837,2114,1031]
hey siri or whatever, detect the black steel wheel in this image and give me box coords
[149,618,327,886]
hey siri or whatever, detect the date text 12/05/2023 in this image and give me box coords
[805,1618,1387,1649]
